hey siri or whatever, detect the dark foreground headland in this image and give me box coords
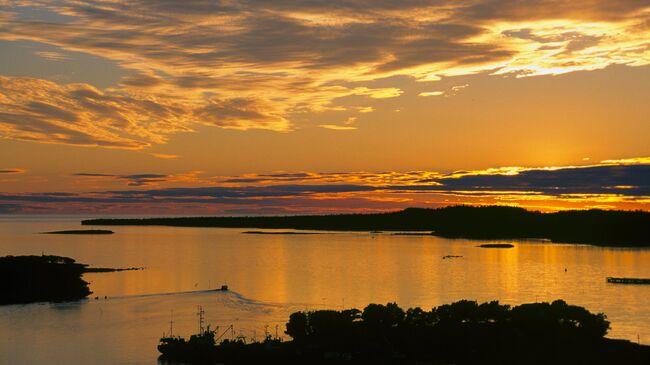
[83,205,650,247]
[0,255,91,304]
[0,255,141,305]
[158,300,650,365]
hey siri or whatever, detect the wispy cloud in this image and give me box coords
[73,173,168,186]
[72,170,207,187]
[149,153,178,159]
[0,76,190,148]
[0,168,26,174]
[319,124,357,131]
[34,51,70,61]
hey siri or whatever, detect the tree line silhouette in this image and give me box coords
[159,300,650,364]
[84,205,650,246]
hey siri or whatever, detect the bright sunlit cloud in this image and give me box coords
[419,91,444,97]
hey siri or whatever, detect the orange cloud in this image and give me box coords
[0,76,190,148]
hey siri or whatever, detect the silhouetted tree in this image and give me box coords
[285,312,309,342]
[362,302,405,329]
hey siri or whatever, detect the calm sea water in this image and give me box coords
[0,215,648,364]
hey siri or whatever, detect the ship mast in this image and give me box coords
[169,310,174,337]
[197,306,205,334]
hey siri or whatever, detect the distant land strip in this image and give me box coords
[83,266,144,273]
[242,231,324,235]
[82,206,650,247]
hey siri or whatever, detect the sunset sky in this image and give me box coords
[1,0,649,214]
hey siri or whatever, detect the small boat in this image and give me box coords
[606,277,650,285]
[215,284,228,291]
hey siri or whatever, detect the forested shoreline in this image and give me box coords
[83,206,650,247]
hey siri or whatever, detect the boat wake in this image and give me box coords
[91,288,287,312]
[88,288,332,317]
[224,291,283,309]
[99,288,225,300]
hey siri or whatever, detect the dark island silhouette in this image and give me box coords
[479,243,515,248]
[158,299,650,364]
[0,255,142,305]
[83,205,650,247]
[41,229,114,235]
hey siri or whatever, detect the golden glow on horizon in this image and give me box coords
[0,158,648,214]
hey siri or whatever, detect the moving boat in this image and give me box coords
[216,284,228,291]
